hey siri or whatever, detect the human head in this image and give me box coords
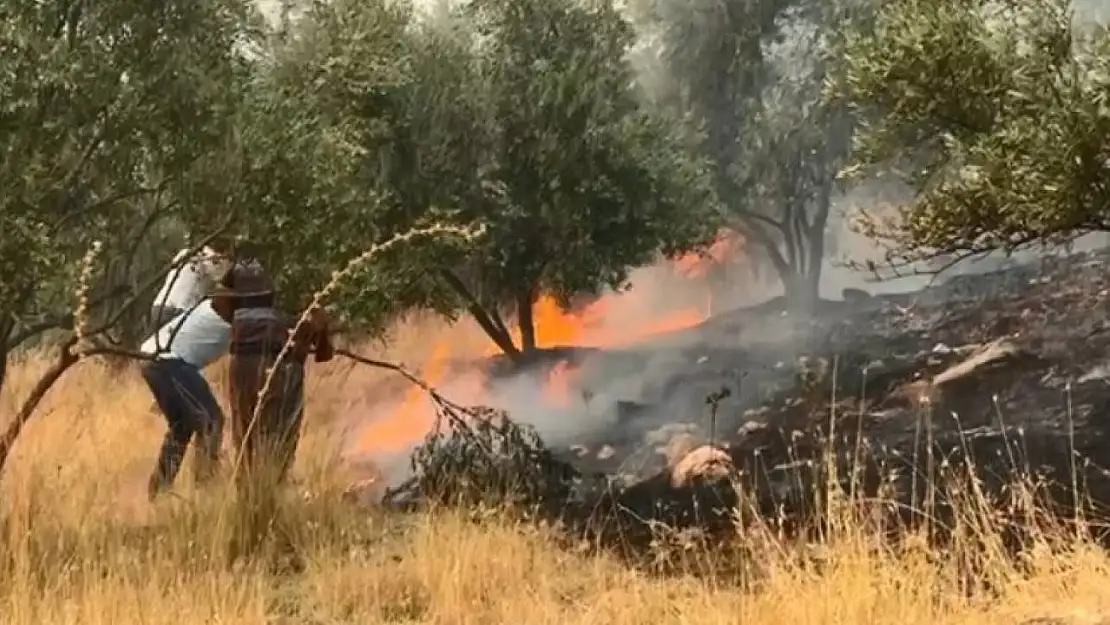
[211,259,276,321]
[207,236,235,257]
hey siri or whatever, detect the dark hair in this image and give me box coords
[209,237,235,254]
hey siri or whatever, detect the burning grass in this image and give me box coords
[1,317,1110,625]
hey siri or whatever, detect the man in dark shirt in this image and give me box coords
[211,260,334,490]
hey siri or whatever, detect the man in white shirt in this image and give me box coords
[139,296,232,500]
[150,242,233,330]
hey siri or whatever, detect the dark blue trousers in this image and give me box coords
[141,358,225,499]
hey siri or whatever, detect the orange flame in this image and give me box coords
[355,342,451,455]
[354,233,740,458]
[674,231,744,279]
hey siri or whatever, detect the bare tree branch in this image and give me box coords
[5,284,131,351]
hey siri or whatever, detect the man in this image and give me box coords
[139,296,231,500]
[150,240,233,331]
[211,260,334,490]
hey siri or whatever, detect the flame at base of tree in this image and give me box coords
[354,235,741,458]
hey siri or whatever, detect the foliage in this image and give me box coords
[399,400,576,514]
[186,0,493,335]
[830,0,1110,269]
[0,0,255,357]
[1,0,721,367]
[632,0,859,305]
[245,0,719,355]
[430,0,719,355]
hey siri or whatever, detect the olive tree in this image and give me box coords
[830,0,1110,271]
[257,0,718,363]
[632,0,859,308]
[0,0,258,470]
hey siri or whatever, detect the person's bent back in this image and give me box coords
[150,241,233,330]
[138,299,230,499]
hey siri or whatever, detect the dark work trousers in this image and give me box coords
[141,358,225,500]
[228,355,306,489]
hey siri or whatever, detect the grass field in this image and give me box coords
[1,318,1109,625]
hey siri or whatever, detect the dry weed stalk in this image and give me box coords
[231,222,486,481]
[73,240,104,356]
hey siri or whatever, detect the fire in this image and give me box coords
[674,231,744,279]
[354,342,452,455]
[481,295,696,355]
[353,233,738,458]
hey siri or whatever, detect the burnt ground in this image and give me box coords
[375,247,1110,555]
[491,251,1109,462]
[457,248,1110,544]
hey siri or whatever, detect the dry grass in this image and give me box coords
[2,318,1110,624]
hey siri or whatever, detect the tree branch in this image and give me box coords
[0,337,81,474]
[49,184,169,236]
[0,336,162,476]
[439,268,520,358]
[5,284,131,351]
[84,219,235,338]
[335,348,435,394]
[728,216,792,280]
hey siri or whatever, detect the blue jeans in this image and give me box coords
[141,358,225,499]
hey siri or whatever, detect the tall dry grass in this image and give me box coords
[1,317,1110,624]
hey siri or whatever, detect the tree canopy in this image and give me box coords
[831,0,1110,270]
[1,0,721,378]
[234,0,720,360]
[0,0,254,358]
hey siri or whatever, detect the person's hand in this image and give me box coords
[307,305,330,330]
[309,306,335,363]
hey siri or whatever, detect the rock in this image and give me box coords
[669,445,734,487]
[931,338,1031,387]
[737,420,767,437]
[663,432,702,466]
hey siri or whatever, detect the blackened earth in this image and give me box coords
[468,248,1110,547]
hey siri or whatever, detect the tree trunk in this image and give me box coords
[781,226,825,314]
[783,272,819,313]
[439,269,522,362]
[779,188,831,314]
[792,181,831,313]
[517,287,537,354]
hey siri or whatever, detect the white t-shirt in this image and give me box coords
[152,247,230,311]
[140,300,231,369]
